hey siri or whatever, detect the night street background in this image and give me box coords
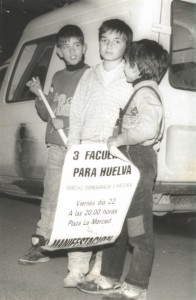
[0,0,77,64]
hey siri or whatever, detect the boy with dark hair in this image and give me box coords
[98,18,133,46]
[64,19,133,288]
[78,39,169,300]
[18,24,89,265]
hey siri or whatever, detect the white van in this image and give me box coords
[0,0,195,213]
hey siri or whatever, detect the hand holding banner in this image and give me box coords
[109,145,130,163]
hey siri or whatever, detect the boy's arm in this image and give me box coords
[26,76,50,122]
[114,93,162,147]
[35,97,50,122]
[35,80,55,122]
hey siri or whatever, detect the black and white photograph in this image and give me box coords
[0,0,195,299]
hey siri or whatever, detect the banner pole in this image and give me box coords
[37,88,67,147]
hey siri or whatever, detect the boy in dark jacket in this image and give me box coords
[18,24,89,265]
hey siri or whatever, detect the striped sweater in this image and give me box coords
[68,61,132,146]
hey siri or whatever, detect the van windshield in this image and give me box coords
[7,35,56,102]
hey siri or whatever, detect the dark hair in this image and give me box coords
[56,25,84,47]
[99,19,133,44]
[124,39,169,82]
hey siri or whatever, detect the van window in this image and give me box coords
[169,0,196,91]
[7,35,56,102]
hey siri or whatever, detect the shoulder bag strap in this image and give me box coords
[118,85,162,134]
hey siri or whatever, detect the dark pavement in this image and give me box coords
[0,193,195,300]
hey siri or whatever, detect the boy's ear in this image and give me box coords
[82,43,87,54]
[133,64,141,77]
[56,47,63,58]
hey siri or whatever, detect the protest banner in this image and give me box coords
[43,143,140,250]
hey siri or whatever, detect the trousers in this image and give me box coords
[101,145,157,289]
[37,144,66,239]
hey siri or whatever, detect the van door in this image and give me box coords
[157,0,196,183]
[153,0,196,212]
[0,35,64,197]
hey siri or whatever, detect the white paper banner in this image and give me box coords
[43,144,140,250]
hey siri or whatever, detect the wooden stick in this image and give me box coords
[32,78,67,146]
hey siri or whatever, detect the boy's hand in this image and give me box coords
[51,117,64,130]
[26,77,42,98]
[107,136,118,150]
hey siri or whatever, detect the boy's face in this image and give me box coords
[57,37,86,65]
[99,30,127,62]
[124,60,140,83]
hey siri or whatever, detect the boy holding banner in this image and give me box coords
[18,25,89,265]
[78,40,169,300]
[65,19,133,288]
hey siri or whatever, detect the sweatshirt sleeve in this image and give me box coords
[67,70,91,147]
[115,90,162,146]
[35,80,54,122]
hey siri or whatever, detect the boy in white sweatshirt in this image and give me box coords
[64,19,133,288]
